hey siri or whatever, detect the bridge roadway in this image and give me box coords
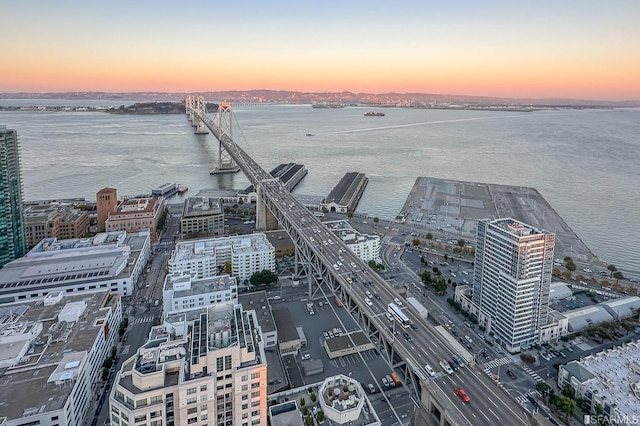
[191,108,532,426]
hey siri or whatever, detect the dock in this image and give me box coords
[322,172,368,214]
[401,177,594,263]
[243,163,308,194]
[151,182,178,197]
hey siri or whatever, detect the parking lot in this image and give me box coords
[274,287,418,420]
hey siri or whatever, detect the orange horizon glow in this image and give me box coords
[2,2,640,102]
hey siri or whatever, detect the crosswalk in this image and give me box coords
[515,390,540,404]
[523,367,544,382]
[482,356,512,370]
[132,316,154,325]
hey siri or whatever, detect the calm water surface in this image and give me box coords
[1,102,639,273]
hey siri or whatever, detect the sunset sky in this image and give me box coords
[2,1,639,101]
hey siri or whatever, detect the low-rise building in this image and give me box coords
[538,310,569,344]
[599,296,640,320]
[558,341,640,424]
[109,302,267,426]
[323,331,375,359]
[564,306,615,333]
[549,281,573,302]
[324,219,381,263]
[272,308,300,355]
[105,195,164,241]
[239,291,278,348]
[169,234,275,281]
[180,196,224,239]
[23,202,91,248]
[162,272,237,317]
[0,291,122,426]
[0,231,150,302]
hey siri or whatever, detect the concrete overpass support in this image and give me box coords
[255,186,279,231]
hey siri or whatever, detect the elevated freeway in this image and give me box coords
[186,98,536,426]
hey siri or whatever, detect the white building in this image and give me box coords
[472,218,555,353]
[0,231,150,302]
[168,234,275,281]
[109,302,267,426]
[558,341,640,424]
[0,291,122,426]
[324,220,381,263]
[162,272,238,317]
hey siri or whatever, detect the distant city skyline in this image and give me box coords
[2,1,640,101]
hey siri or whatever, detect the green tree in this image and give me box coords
[300,397,306,407]
[249,269,279,286]
[565,259,577,272]
[347,211,354,219]
[434,279,447,294]
[425,233,433,239]
[576,397,590,414]
[457,239,465,247]
[564,256,573,262]
[562,384,576,399]
[412,238,421,246]
[607,264,617,278]
[316,411,325,422]
[613,271,624,284]
[102,357,113,370]
[444,253,448,260]
[420,271,432,284]
[373,217,379,223]
[559,397,576,423]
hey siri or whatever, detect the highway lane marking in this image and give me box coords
[473,368,530,425]
[478,409,492,422]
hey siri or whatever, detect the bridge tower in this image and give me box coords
[209,102,241,174]
[193,96,209,134]
[185,95,196,124]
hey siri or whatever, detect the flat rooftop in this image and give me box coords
[0,291,116,421]
[238,291,276,333]
[244,163,307,193]
[171,234,273,263]
[325,172,368,207]
[324,219,379,244]
[182,196,222,218]
[164,273,237,299]
[578,341,640,418]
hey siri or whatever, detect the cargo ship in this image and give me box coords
[364,111,385,116]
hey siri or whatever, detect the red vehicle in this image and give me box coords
[455,387,470,403]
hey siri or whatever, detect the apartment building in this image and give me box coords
[162,272,238,317]
[109,302,267,426]
[472,218,555,353]
[168,234,275,281]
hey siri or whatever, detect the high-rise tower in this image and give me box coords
[0,125,26,268]
[473,217,555,353]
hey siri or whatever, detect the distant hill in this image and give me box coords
[1,90,638,108]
